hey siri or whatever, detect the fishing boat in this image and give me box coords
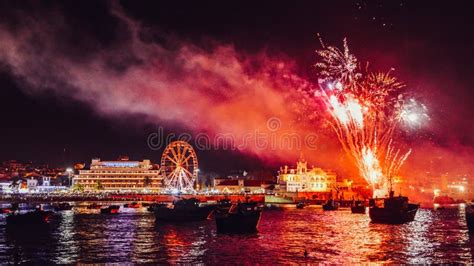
[215,201,262,233]
[154,198,215,222]
[351,200,366,214]
[369,191,419,224]
[100,205,120,214]
[53,202,73,211]
[6,208,53,225]
[322,199,339,211]
[466,204,474,233]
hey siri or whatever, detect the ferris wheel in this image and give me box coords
[160,141,199,193]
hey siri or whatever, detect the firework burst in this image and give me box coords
[315,39,420,197]
[315,38,361,85]
[399,98,429,129]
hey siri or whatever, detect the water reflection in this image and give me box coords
[154,222,211,263]
[0,206,474,263]
[131,214,156,263]
[3,221,56,264]
[55,210,78,263]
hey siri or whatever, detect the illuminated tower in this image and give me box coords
[296,153,307,174]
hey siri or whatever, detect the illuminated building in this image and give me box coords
[213,178,273,194]
[0,182,11,193]
[277,155,337,192]
[73,157,162,191]
[23,176,67,193]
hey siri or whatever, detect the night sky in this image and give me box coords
[1,0,474,178]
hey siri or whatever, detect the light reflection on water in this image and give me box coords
[0,206,473,263]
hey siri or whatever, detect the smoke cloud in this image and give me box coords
[1,2,473,193]
[0,3,338,168]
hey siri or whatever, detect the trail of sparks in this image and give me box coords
[315,38,419,197]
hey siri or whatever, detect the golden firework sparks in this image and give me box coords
[315,38,421,197]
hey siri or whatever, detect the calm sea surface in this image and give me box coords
[0,205,473,264]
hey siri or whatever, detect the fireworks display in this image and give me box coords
[400,98,429,129]
[0,1,443,201]
[314,38,424,197]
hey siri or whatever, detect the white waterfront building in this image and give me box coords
[277,155,337,193]
[73,157,163,192]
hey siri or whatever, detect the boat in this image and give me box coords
[154,198,215,222]
[218,198,232,208]
[434,195,456,205]
[124,202,141,208]
[351,200,366,214]
[433,195,464,207]
[147,203,165,212]
[147,203,157,212]
[100,205,120,214]
[53,202,73,211]
[369,191,419,224]
[264,204,286,211]
[87,203,102,209]
[322,199,339,211]
[6,209,53,225]
[466,204,474,233]
[1,207,12,214]
[296,201,307,209]
[215,201,262,233]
